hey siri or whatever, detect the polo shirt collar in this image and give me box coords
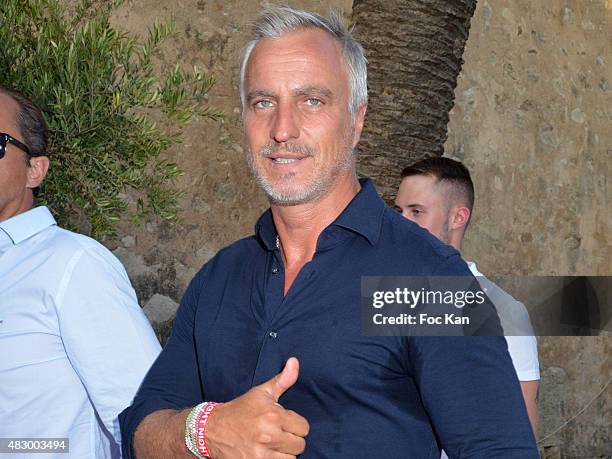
[0,206,57,245]
[255,178,385,250]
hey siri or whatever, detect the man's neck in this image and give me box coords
[448,232,463,252]
[0,194,34,223]
[271,173,360,265]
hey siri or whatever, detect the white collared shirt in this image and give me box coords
[0,207,161,458]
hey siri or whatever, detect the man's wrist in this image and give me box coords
[184,402,223,458]
[185,403,203,457]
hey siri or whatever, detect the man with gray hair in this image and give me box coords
[120,6,538,458]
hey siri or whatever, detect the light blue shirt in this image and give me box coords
[0,207,161,458]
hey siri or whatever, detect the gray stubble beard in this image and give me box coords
[244,127,356,206]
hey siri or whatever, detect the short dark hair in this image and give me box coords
[401,156,475,215]
[0,87,48,157]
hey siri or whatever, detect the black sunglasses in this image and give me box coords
[0,132,31,158]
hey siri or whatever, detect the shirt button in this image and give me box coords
[269,331,278,339]
[272,267,279,274]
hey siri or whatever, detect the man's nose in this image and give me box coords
[271,103,299,143]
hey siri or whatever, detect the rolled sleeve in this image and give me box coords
[119,267,207,459]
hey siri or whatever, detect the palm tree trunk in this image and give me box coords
[352,0,477,202]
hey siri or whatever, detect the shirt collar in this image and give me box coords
[466,260,483,277]
[255,178,385,251]
[254,209,277,251]
[0,206,57,245]
[331,178,384,246]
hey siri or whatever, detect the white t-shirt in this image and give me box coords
[440,261,539,459]
[466,261,540,381]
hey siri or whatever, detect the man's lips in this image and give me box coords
[267,154,307,164]
[271,158,300,164]
[260,143,314,162]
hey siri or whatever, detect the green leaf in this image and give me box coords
[0,0,223,239]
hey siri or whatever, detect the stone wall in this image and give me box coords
[445,1,610,457]
[95,0,608,456]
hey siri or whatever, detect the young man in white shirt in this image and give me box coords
[394,157,540,442]
[0,87,161,458]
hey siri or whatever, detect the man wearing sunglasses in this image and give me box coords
[0,88,161,458]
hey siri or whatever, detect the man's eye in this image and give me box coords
[255,100,273,108]
[411,209,422,216]
[305,98,322,106]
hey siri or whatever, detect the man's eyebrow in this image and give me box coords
[246,90,275,102]
[293,86,333,98]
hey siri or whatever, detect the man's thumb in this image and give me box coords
[261,357,299,402]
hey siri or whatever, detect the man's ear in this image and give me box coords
[352,104,367,148]
[26,156,50,189]
[450,206,470,231]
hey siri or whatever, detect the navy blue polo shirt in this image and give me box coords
[120,179,538,458]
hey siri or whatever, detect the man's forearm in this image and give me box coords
[520,380,540,437]
[133,409,192,459]
[128,359,307,459]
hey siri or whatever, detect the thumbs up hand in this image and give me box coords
[205,357,310,459]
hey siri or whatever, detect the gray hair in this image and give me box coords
[239,5,368,120]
